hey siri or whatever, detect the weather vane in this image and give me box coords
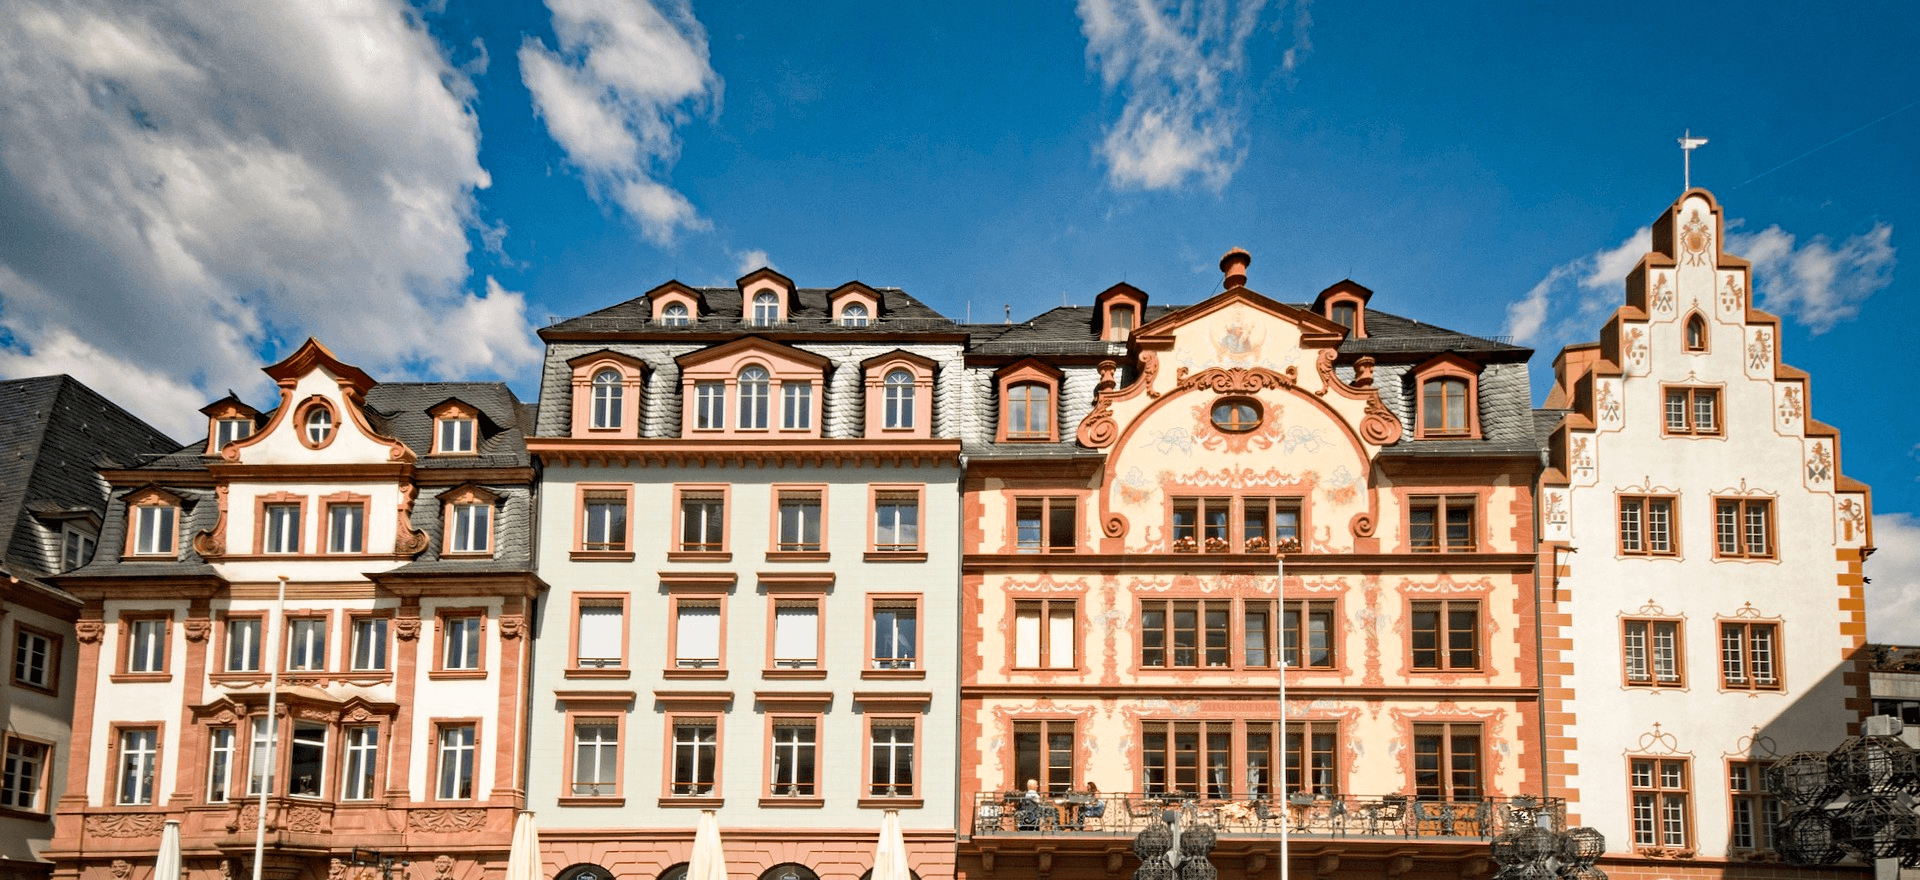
[1678,130,1709,189]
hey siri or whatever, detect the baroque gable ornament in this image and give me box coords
[1680,211,1712,266]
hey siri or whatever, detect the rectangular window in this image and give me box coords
[1410,600,1480,671]
[1410,496,1477,552]
[133,505,176,555]
[776,491,822,552]
[263,503,302,554]
[1242,497,1303,552]
[675,601,722,668]
[1412,722,1481,800]
[872,601,917,670]
[1015,497,1076,553]
[1631,758,1690,848]
[1141,721,1233,798]
[873,492,920,552]
[225,617,262,673]
[341,726,379,800]
[327,503,364,554]
[869,719,916,797]
[1013,720,1075,795]
[0,737,49,810]
[582,492,628,551]
[1286,721,1339,795]
[680,491,725,552]
[449,503,491,553]
[694,382,725,430]
[248,717,273,795]
[216,418,252,449]
[782,383,812,430]
[1729,761,1778,852]
[1619,496,1676,555]
[1623,619,1684,687]
[436,724,477,799]
[1721,622,1780,691]
[1284,599,1337,669]
[1663,386,1720,435]
[571,718,619,797]
[206,728,235,803]
[127,617,167,674]
[289,721,325,798]
[670,718,718,796]
[286,618,326,671]
[438,418,475,453]
[1714,499,1774,559]
[770,720,817,796]
[442,616,482,671]
[772,600,820,669]
[1245,603,1274,668]
[62,527,96,572]
[575,599,625,669]
[1170,497,1230,552]
[1140,599,1231,668]
[1014,599,1075,669]
[116,728,160,805]
[12,627,56,690]
[349,617,388,671]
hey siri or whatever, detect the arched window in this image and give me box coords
[884,370,915,429]
[739,367,770,429]
[759,866,818,880]
[304,407,334,445]
[1210,398,1261,433]
[1006,383,1052,439]
[752,292,780,326]
[660,302,690,327]
[591,369,623,429]
[840,303,869,327]
[1421,377,1469,435]
[1685,314,1707,352]
[1107,304,1136,340]
[1330,302,1357,330]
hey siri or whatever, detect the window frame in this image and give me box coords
[1411,721,1482,801]
[322,495,369,555]
[432,610,487,678]
[573,484,634,560]
[126,493,181,558]
[1713,497,1775,560]
[668,596,728,676]
[205,725,237,804]
[659,301,692,326]
[110,723,164,806]
[868,484,925,560]
[1014,496,1078,554]
[1012,598,1077,671]
[863,715,920,802]
[1719,621,1782,692]
[764,716,822,803]
[1662,385,1722,437]
[10,623,61,694]
[1408,599,1481,672]
[60,523,97,572]
[294,396,339,449]
[118,613,172,679]
[283,613,331,673]
[1012,719,1077,795]
[432,403,478,455]
[1622,617,1686,688]
[750,291,781,326]
[1629,756,1693,852]
[994,360,1062,443]
[1408,495,1479,553]
[1618,495,1678,556]
[1411,354,1482,439]
[441,485,499,557]
[213,416,254,452]
[565,712,626,802]
[569,353,646,436]
[1140,719,1237,799]
[839,302,870,327]
[882,369,915,430]
[1684,312,1709,353]
[339,723,383,801]
[0,734,53,813]
[1139,598,1233,670]
[256,493,306,556]
[1727,759,1779,854]
[568,593,630,678]
[765,596,825,674]
[346,612,391,674]
[1004,382,1055,440]
[737,365,772,430]
[866,595,922,677]
[432,720,481,801]
[672,484,730,560]
[216,612,265,677]
[780,381,813,431]
[769,485,826,558]
[665,714,723,801]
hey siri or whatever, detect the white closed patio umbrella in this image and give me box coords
[871,810,910,880]
[505,811,542,880]
[689,810,729,880]
[155,820,183,880]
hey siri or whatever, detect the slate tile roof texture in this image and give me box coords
[544,286,956,335]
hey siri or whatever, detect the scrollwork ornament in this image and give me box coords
[1104,514,1128,539]
[87,814,167,838]
[1076,399,1118,448]
[1349,512,1376,539]
[1359,398,1403,445]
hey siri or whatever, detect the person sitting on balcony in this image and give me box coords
[1078,781,1106,826]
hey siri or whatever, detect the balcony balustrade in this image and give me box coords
[969,792,1564,842]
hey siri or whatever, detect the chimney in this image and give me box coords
[1220,248,1251,289]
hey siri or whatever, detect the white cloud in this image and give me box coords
[1867,512,1920,645]
[1729,223,1895,333]
[1077,0,1279,192]
[733,249,772,278]
[0,0,539,440]
[1501,227,1650,348]
[520,0,720,245]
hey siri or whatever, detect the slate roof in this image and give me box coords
[965,306,1184,356]
[544,286,957,335]
[1532,408,1570,467]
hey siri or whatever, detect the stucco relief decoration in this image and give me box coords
[1312,350,1401,445]
[1544,492,1567,529]
[1359,576,1384,687]
[1649,273,1674,314]
[1631,722,1687,756]
[1596,381,1621,424]
[408,809,487,833]
[1680,211,1712,266]
[1570,436,1594,480]
[434,856,456,880]
[193,483,230,559]
[1103,513,1127,538]
[1747,329,1771,372]
[395,615,421,641]
[110,861,132,880]
[1389,703,1508,783]
[1348,511,1375,540]
[85,813,167,837]
[1721,274,1745,312]
[1777,387,1804,425]
[499,615,525,640]
[184,617,210,642]
[1077,356,1161,447]
[1839,498,1867,542]
[1734,726,1782,760]
[1727,602,1779,622]
[394,483,429,556]
[1174,365,1298,394]
[1192,400,1285,453]
[1806,442,1833,484]
[1633,600,1673,618]
[76,619,103,643]
[1000,574,1091,595]
[287,805,326,832]
[1623,326,1647,369]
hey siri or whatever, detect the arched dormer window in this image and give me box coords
[738,366,771,429]
[1411,353,1483,440]
[994,359,1064,443]
[840,303,869,327]
[884,370,914,429]
[1106,304,1136,341]
[861,351,936,438]
[1093,282,1148,343]
[201,396,261,456]
[1329,302,1357,331]
[1684,313,1708,352]
[568,352,647,437]
[591,370,623,429]
[678,338,828,438]
[1311,281,1372,338]
[430,400,481,455]
[660,302,690,327]
[751,292,780,327]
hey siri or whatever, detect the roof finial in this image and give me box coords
[1678,130,1709,190]
[1219,248,1251,290]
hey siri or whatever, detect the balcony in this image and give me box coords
[969,792,1563,842]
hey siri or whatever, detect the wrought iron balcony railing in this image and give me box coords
[969,792,1565,841]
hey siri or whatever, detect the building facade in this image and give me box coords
[523,272,963,880]
[1540,189,1876,879]
[45,340,540,880]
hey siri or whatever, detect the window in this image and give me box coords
[349,617,388,671]
[1412,723,1481,800]
[289,722,326,797]
[287,618,326,671]
[770,721,817,796]
[12,626,57,690]
[574,599,625,670]
[1245,603,1275,669]
[660,302,690,326]
[1721,622,1780,691]
[1141,599,1231,669]
[776,491,821,552]
[883,370,914,429]
[126,617,167,674]
[1,737,49,811]
[572,719,619,797]
[1211,399,1260,433]
[1329,302,1357,330]
[1664,386,1720,435]
[1619,496,1676,555]
[442,616,482,671]
[1142,721,1234,798]
[1624,619,1684,687]
[1421,378,1470,435]
[1016,497,1076,553]
[327,502,365,554]
[1715,499,1774,559]
[1729,761,1778,852]
[116,728,159,805]
[1409,496,1476,552]
[248,717,272,795]
[304,406,334,445]
[781,383,812,430]
[263,503,302,554]
[589,369,623,430]
[670,718,718,795]
[872,602,917,670]
[1013,720,1075,795]
[1410,600,1480,671]
[1284,599,1337,669]
[132,504,177,556]
[1631,758,1690,849]
[342,726,379,800]
[1006,383,1052,439]
[1243,497,1302,553]
[438,417,475,453]
[1014,599,1075,669]
[873,492,920,552]
[675,601,722,669]
[1286,721,1339,795]
[61,526,96,572]
[840,303,869,327]
[206,727,235,803]
[695,382,725,430]
[869,720,915,796]
[771,600,820,669]
[1107,304,1136,340]
[583,491,628,552]
[217,616,261,674]
[679,491,725,552]
[751,291,780,326]
[448,502,492,554]
[1685,314,1708,352]
[216,418,252,449]
[1170,497,1229,552]
[436,724,477,799]
[738,367,770,429]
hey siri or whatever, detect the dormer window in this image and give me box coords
[660,302,691,327]
[841,303,869,327]
[126,490,182,557]
[62,525,97,572]
[436,415,476,454]
[216,419,252,450]
[591,370,623,429]
[884,370,915,429]
[677,338,828,438]
[568,352,646,437]
[1685,313,1707,352]
[1106,305,1136,341]
[1311,281,1372,338]
[1329,302,1357,331]
[739,367,771,430]
[1007,384,1052,439]
[751,292,780,326]
[1411,354,1482,440]
[442,486,499,556]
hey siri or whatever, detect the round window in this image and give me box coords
[1210,398,1261,433]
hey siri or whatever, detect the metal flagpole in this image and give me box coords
[1679,131,1709,189]
[252,575,289,880]
[1278,552,1288,880]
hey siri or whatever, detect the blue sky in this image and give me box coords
[2,0,1915,632]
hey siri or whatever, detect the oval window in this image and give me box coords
[1211,398,1260,433]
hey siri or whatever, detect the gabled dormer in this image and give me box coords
[1093,283,1148,342]
[647,280,705,327]
[201,393,263,456]
[1410,352,1483,440]
[567,350,648,437]
[829,281,881,328]
[438,483,501,557]
[224,338,414,465]
[862,350,937,439]
[1311,279,1373,338]
[123,485,187,559]
[995,359,1064,442]
[738,267,798,327]
[429,398,494,456]
[678,338,831,437]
